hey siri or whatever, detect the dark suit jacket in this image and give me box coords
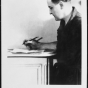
[56,7,81,69]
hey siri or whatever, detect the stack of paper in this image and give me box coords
[8,48,44,54]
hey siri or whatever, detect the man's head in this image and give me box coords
[47,0,72,21]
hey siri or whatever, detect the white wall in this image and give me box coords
[2,0,81,49]
[2,0,59,49]
[71,0,81,13]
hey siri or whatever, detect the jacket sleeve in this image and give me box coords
[56,16,81,66]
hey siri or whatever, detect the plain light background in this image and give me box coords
[1,0,87,88]
[2,0,81,49]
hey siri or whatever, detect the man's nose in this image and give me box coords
[49,10,52,14]
[50,12,52,15]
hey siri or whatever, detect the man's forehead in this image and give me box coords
[47,0,54,6]
[47,0,51,3]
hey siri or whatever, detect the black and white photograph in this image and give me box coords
[1,0,87,88]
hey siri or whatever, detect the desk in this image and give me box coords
[7,51,54,87]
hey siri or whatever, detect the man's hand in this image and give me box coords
[23,37,43,50]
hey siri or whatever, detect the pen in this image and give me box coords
[23,37,43,45]
[29,37,43,42]
[29,37,38,41]
[37,37,43,41]
[23,37,38,44]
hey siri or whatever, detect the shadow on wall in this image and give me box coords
[40,18,59,42]
[10,18,59,49]
[24,18,59,42]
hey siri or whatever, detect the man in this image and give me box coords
[23,0,81,85]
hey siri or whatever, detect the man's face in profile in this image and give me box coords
[47,0,63,21]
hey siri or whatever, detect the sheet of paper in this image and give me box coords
[8,48,45,54]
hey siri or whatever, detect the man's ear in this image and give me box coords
[59,1,64,9]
